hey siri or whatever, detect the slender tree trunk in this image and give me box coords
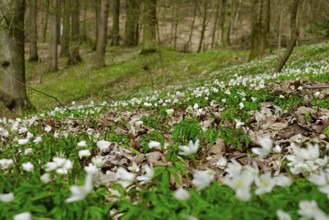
[141,0,157,54]
[59,0,70,57]
[68,0,82,65]
[211,0,220,48]
[125,0,140,47]
[233,0,241,30]
[93,0,109,68]
[220,0,231,47]
[277,0,283,54]
[49,0,59,72]
[187,0,198,52]
[42,0,50,42]
[274,0,300,73]
[248,0,270,61]
[56,0,61,44]
[197,0,208,52]
[171,0,178,50]
[81,0,88,41]
[28,0,39,62]
[111,0,120,46]
[295,0,304,47]
[0,0,33,113]
[94,0,101,50]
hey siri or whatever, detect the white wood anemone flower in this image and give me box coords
[128,162,140,173]
[96,140,112,152]
[214,156,227,169]
[0,192,14,203]
[191,169,215,190]
[223,170,254,202]
[178,139,199,156]
[17,138,29,145]
[137,165,154,185]
[65,164,99,203]
[251,135,273,158]
[276,210,291,220]
[0,158,14,170]
[254,172,276,195]
[115,167,136,187]
[77,140,87,147]
[148,141,161,149]
[22,162,34,172]
[78,149,91,159]
[298,200,329,220]
[91,155,105,168]
[13,212,32,220]
[174,187,190,200]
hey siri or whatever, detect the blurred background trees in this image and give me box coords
[0,0,328,113]
[20,0,329,66]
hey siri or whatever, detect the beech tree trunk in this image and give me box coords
[125,0,140,47]
[277,0,283,53]
[60,0,70,57]
[211,0,220,48]
[28,0,39,62]
[42,0,50,42]
[94,0,101,50]
[0,0,33,113]
[197,0,208,52]
[81,0,88,41]
[141,0,158,54]
[111,0,120,46]
[49,0,59,72]
[220,0,231,47]
[68,0,82,65]
[248,0,270,61]
[274,0,300,73]
[93,0,109,68]
[187,0,198,51]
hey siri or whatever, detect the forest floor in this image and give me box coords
[0,42,329,219]
[25,44,247,110]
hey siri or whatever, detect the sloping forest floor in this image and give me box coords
[0,43,329,219]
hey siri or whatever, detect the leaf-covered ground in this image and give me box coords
[1,43,329,219]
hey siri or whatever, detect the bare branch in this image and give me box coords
[1,71,71,112]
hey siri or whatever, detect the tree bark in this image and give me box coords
[277,0,283,53]
[48,0,59,72]
[68,0,82,65]
[93,0,109,68]
[59,0,70,57]
[111,0,120,46]
[232,0,241,31]
[141,0,158,54]
[211,0,220,48]
[28,0,39,62]
[197,0,208,52]
[248,0,270,61]
[94,0,101,50]
[56,0,61,44]
[274,0,300,73]
[197,0,208,53]
[42,0,50,42]
[125,0,140,47]
[220,0,231,47]
[81,0,88,42]
[0,0,33,113]
[187,0,198,51]
[171,0,178,50]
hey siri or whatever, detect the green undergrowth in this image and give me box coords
[110,179,327,220]
[26,42,329,111]
[1,42,328,219]
[26,47,247,110]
